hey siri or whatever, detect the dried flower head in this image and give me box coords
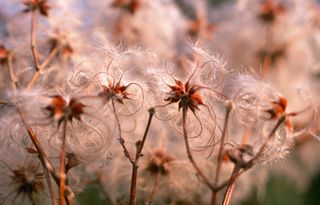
[45,95,85,126]
[111,0,141,14]
[11,163,44,195]
[258,0,286,23]
[164,79,203,114]
[23,0,50,17]
[145,149,174,176]
[223,144,254,168]
[0,158,45,205]
[98,81,130,104]
[264,95,301,131]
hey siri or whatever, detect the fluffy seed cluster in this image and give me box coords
[0,0,319,205]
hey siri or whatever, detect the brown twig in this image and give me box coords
[221,165,241,205]
[182,107,215,191]
[27,46,59,89]
[59,121,68,205]
[28,11,60,89]
[18,108,58,205]
[211,104,232,205]
[129,108,155,205]
[30,11,41,72]
[111,100,134,164]
[217,116,285,205]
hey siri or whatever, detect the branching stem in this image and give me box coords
[129,108,155,205]
[59,121,68,205]
[182,107,215,191]
[211,105,232,205]
[30,11,41,72]
[111,100,134,163]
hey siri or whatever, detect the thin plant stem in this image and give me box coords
[59,121,68,205]
[214,116,285,204]
[41,161,57,205]
[18,108,58,205]
[129,108,155,205]
[221,165,240,205]
[28,10,60,89]
[30,11,41,72]
[27,45,59,89]
[129,164,138,205]
[211,105,232,205]
[41,47,59,68]
[111,100,134,163]
[182,107,215,191]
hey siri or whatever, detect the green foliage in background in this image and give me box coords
[241,172,320,205]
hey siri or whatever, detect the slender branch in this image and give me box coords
[211,103,232,205]
[59,121,68,205]
[221,165,241,205]
[136,108,155,158]
[18,108,58,205]
[41,46,59,68]
[111,100,134,163]
[41,160,58,205]
[18,81,73,205]
[129,108,155,205]
[27,46,59,89]
[182,107,215,191]
[213,116,286,193]
[30,11,41,72]
[129,164,138,205]
[214,169,246,192]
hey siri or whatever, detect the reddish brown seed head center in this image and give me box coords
[46,95,85,122]
[165,80,203,112]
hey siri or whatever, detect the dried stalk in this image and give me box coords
[211,105,232,205]
[111,100,134,163]
[129,108,155,205]
[27,46,59,89]
[18,108,58,205]
[59,121,68,205]
[30,11,41,72]
[221,166,240,205]
[220,117,285,205]
[182,107,215,191]
[28,10,59,89]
